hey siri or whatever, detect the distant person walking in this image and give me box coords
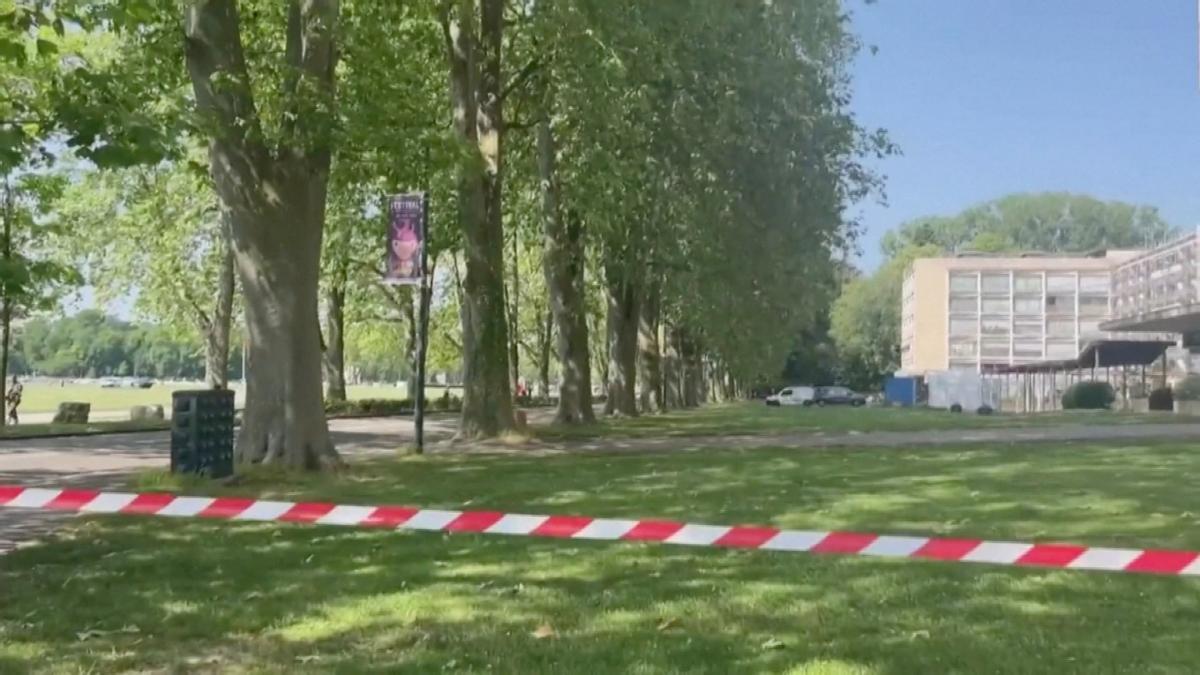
[6,375,22,425]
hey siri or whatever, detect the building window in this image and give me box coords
[1079,320,1101,337]
[981,297,1010,315]
[950,318,978,337]
[981,317,1009,336]
[1046,340,1077,359]
[1014,297,1042,315]
[1045,293,1074,314]
[980,340,1009,358]
[1014,339,1043,358]
[1014,322,1042,336]
[950,273,978,293]
[1014,274,1042,294]
[1078,296,1109,318]
[1047,274,1076,292]
[949,339,977,357]
[1079,274,1109,294]
[1047,318,1075,337]
[950,296,978,313]
[981,273,1009,294]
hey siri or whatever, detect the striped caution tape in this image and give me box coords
[2,484,1198,576]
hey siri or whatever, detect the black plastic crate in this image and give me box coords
[171,389,235,479]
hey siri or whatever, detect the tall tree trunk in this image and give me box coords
[538,113,593,424]
[508,228,520,393]
[538,308,552,399]
[663,324,682,409]
[441,0,515,437]
[321,275,347,402]
[203,218,235,389]
[185,0,340,470]
[681,333,703,408]
[0,178,11,427]
[604,269,640,417]
[404,288,419,400]
[638,283,662,413]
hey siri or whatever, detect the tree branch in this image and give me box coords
[183,0,264,154]
[499,57,541,103]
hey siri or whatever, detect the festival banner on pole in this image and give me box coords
[384,192,426,285]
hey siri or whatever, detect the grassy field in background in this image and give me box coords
[16,383,430,414]
[538,402,1198,440]
[3,440,1200,672]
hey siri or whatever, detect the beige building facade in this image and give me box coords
[900,251,1143,375]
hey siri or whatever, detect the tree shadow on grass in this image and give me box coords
[4,442,1200,672]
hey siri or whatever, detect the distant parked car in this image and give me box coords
[809,386,867,407]
[765,386,815,407]
[100,378,121,388]
[133,378,154,389]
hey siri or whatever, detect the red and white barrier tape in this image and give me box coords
[2,484,1198,577]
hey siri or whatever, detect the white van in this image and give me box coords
[765,386,815,407]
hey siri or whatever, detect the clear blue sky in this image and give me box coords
[848,0,1200,271]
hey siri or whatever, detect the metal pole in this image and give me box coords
[414,194,432,454]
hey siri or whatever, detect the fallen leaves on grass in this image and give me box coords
[531,624,557,639]
[657,617,681,631]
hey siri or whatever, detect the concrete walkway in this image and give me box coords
[3,416,1200,552]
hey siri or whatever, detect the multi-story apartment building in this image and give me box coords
[900,251,1142,375]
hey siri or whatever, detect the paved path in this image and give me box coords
[4,416,1200,552]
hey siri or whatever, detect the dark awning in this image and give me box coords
[981,339,1174,375]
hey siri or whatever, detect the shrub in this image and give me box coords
[1149,387,1174,411]
[1174,375,1200,402]
[1062,381,1115,410]
[976,405,994,415]
[324,398,413,417]
[431,393,463,412]
[949,403,963,413]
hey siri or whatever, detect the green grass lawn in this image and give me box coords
[537,402,1198,440]
[4,441,1200,673]
[16,382,197,414]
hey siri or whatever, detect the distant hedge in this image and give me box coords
[1062,381,1115,410]
[325,398,413,417]
[325,393,556,418]
[1174,375,1200,402]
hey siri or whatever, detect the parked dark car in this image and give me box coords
[807,386,866,407]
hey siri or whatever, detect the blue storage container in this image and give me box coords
[884,376,918,407]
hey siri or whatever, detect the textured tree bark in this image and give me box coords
[662,324,682,409]
[203,217,234,389]
[184,0,340,470]
[404,287,419,400]
[321,277,347,402]
[508,230,520,393]
[441,0,515,437]
[681,333,702,408]
[538,115,593,423]
[537,308,552,398]
[637,283,662,413]
[0,178,11,427]
[604,269,640,417]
